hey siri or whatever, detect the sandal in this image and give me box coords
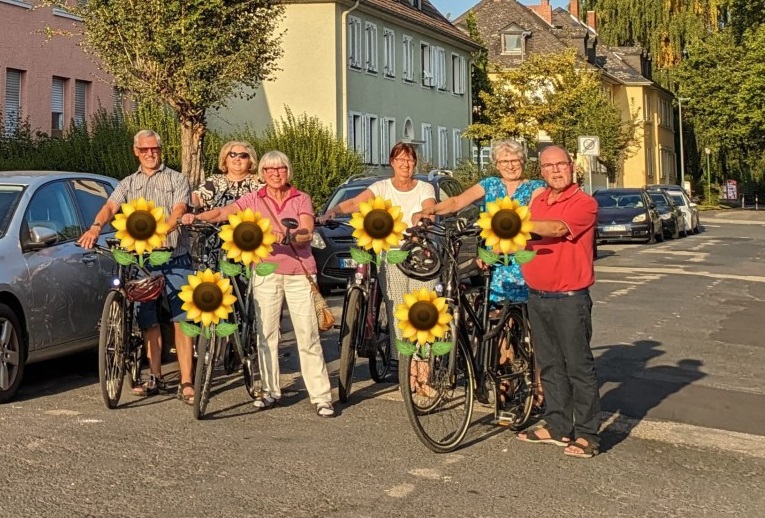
[253,394,278,411]
[564,438,599,459]
[516,427,570,447]
[132,375,160,397]
[177,382,194,405]
[316,402,335,418]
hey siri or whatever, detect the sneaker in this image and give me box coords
[316,402,335,418]
[132,375,160,397]
[253,393,279,411]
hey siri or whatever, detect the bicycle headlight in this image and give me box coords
[112,277,121,287]
[311,230,326,249]
[632,213,647,223]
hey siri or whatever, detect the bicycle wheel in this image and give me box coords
[192,331,221,419]
[238,296,260,399]
[497,306,534,430]
[338,288,363,403]
[368,299,391,382]
[98,290,127,409]
[399,323,475,453]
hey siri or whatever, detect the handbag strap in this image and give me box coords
[261,196,318,288]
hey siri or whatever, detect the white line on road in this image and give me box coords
[596,265,765,284]
[701,217,765,226]
[639,250,709,262]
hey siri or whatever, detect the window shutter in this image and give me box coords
[459,57,466,94]
[4,69,22,133]
[74,80,88,125]
[51,78,64,113]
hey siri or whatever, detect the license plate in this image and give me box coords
[603,225,627,232]
[339,258,357,269]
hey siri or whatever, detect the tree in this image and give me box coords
[465,49,636,180]
[56,0,284,186]
[464,10,493,130]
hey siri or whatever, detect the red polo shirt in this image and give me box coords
[521,184,597,292]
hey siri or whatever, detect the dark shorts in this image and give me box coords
[136,254,193,330]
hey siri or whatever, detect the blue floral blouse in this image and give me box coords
[479,177,546,304]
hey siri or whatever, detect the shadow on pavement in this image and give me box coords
[594,339,705,452]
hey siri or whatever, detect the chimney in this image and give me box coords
[587,10,596,30]
[529,0,552,25]
[569,0,579,20]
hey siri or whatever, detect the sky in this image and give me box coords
[430,0,569,21]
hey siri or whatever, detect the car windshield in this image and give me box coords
[323,185,370,216]
[594,192,644,209]
[649,193,668,206]
[0,185,24,237]
[670,194,686,206]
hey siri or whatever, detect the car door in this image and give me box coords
[21,181,103,350]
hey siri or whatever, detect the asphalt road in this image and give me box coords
[2,209,764,517]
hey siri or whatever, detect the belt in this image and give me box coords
[528,288,589,299]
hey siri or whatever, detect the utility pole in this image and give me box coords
[677,97,690,191]
[705,147,711,204]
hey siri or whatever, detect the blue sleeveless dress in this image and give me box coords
[479,177,546,304]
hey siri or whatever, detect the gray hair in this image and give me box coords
[257,150,293,182]
[539,145,574,164]
[490,139,527,165]
[133,129,162,148]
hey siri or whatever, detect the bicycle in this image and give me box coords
[87,239,174,409]
[318,218,392,403]
[396,217,536,453]
[182,220,260,419]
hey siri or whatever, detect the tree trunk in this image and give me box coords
[180,116,206,189]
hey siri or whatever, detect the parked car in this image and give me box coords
[0,171,119,403]
[593,188,663,244]
[646,189,683,239]
[646,184,700,234]
[312,171,469,293]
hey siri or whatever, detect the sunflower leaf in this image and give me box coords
[395,339,417,357]
[215,322,239,337]
[513,250,537,265]
[112,248,136,266]
[431,341,453,356]
[220,260,242,277]
[477,248,499,265]
[255,262,278,276]
[179,321,201,338]
[350,247,373,265]
[148,251,172,266]
[385,249,410,265]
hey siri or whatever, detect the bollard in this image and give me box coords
[756,195,759,211]
[741,195,745,209]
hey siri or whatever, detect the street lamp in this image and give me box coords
[677,97,690,190]
[704,147,711,204]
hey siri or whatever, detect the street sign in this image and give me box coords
[724,179,738,200]
[578,136,600,157]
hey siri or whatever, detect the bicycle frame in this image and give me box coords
[338,260,382,357]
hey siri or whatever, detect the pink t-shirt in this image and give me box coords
[236,186,317,275]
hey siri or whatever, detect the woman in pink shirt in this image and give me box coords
[182,150,334,418]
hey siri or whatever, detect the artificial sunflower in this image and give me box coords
[394,287,453,345]
[112,197,170,255]
[179,269,237,327]
[349,196,408,254]
[476,197,534,254]
[218,208,277,266]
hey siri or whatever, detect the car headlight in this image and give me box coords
[660,213,671,220]
[311,230,326,249]
[632,213,647,223]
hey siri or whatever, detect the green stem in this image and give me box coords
[503,254,509,266]
[138,255,144,268]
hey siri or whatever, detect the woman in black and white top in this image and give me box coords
[192,141,263,210]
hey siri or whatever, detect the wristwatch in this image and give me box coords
[91,221,102,228]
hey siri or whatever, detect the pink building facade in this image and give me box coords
[1,0,115,136]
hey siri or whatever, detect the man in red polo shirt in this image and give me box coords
[517,145,600,459]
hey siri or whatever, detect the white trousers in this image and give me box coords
[252,273,332,404]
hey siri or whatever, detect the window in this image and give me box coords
[452,129,463,168]
[421,123,432,164]
[364,114,379,164]
[74,80,89,127]
[502,33,522,54]
[421,43,434,87]
[365,22,378,73]
[402,35,414,82]
[381,117,396,161]
[383,29,395,78]
[659,98,673,129]
[406,0,421,8]
[660,148,676,181]
[51,77,65,137]
[348,112,363,154]
[646,146,654,181]
[25,181,82,243]
[69,179,115,232]
[4,69,23,136]
[451,54,466,95]
[433,47,447,90]
[437,127,448,168]
[643,93,652,122]
[348,16,362,69]
[472,145,492,170]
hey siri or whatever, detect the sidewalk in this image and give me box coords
[701,208,765,225]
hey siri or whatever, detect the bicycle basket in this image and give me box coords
[125,274,165,302]
[396,237,442,281]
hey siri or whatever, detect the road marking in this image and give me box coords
[408,468,442,480]
[639,250,709,262]
[704,224,720,228]
[385,483,415,498]
[596,265,765,283]
[44,409,81,416]
[700,217,765,226]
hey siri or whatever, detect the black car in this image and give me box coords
[647,189,683,239]
[312,171,467,294]
[594,188,663,244]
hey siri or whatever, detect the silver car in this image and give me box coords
[0,171,119,402]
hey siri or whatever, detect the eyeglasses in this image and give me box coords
[228,151,250,159]
[393,157,416,165]
[496,159,523,167]
[136,146,161,155]
[540,161,572,172]
[263,166,288,174]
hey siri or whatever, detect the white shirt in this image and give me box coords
[368,178,436,227]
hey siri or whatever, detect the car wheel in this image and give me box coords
[0,303,25,404]
[693,216,701,234]
[671,219,680,239]
[646,225,656,244]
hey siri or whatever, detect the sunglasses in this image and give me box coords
[263,166,288,174]
[228,151,250,159]
[136,146,161,154]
